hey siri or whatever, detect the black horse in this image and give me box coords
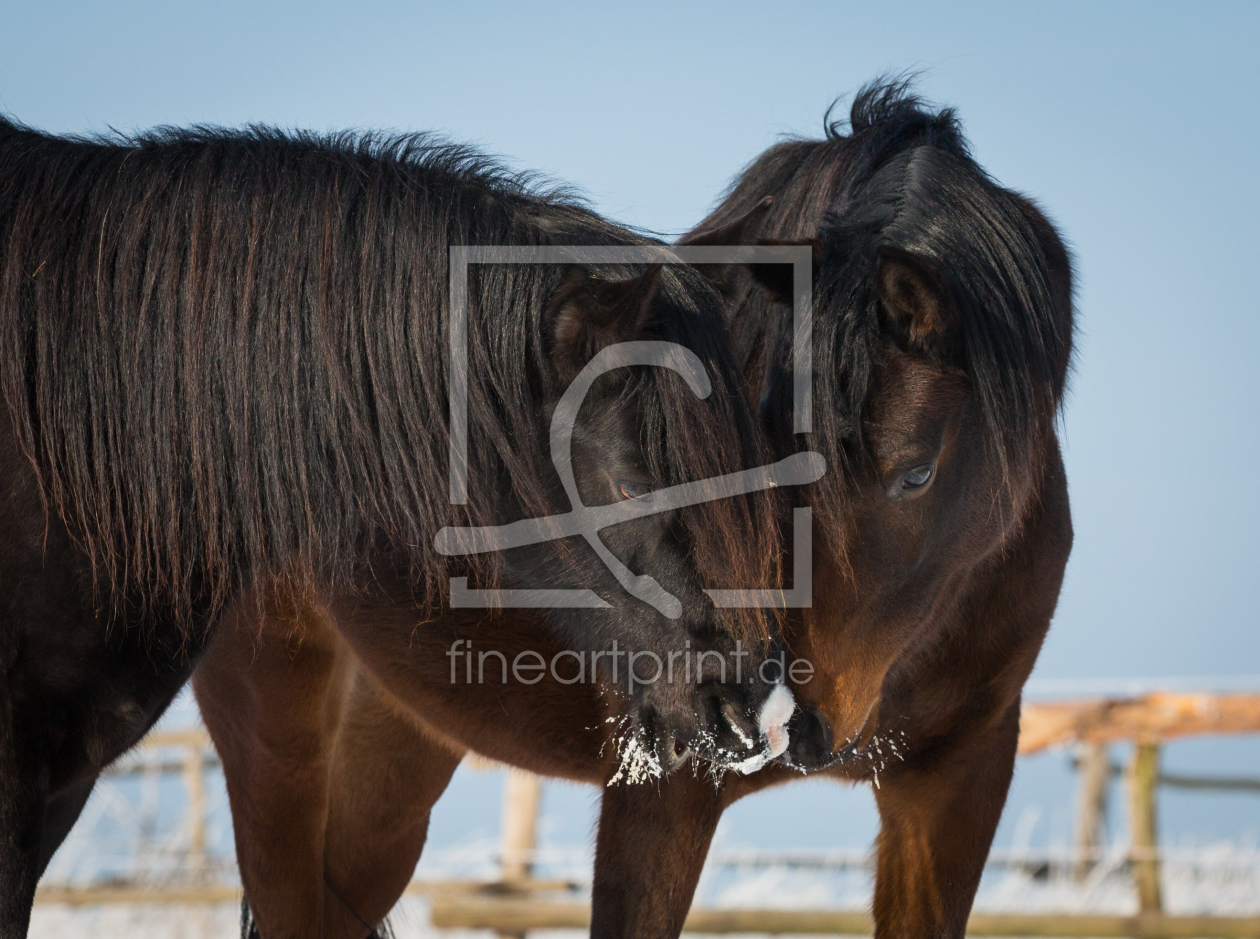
[202,80,1076,939]
[613,79,1076,937]
[0,119,787,935]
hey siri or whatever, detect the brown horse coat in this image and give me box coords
[195,82,1075,939]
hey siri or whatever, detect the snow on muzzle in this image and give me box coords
[723,683,796,775]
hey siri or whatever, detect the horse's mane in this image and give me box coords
[0,118,777,636]
[696,79,1075,522]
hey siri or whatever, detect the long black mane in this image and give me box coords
[0,119,775,632]
[694,80,1074,533]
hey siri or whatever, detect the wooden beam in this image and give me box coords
[33,878,576,906]
[131,729,213,750]
[1020,694,1260,755]
[429,898,1260,937]
[33,885,243,906]
[35,886,1260,937]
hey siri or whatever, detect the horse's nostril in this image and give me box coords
[788,705,835,770]
[674,736,687,759]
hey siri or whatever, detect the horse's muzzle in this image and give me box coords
[785,705,835,770]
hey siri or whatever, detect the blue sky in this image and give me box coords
[7,0,1256,857]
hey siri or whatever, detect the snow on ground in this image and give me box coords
[30,843,1260,939]
[30,903,243,939]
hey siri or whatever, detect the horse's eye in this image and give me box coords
[619,481,653,502]
[901,464,935,491]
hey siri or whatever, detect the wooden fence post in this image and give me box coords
[182,741,206,876]
[500,768,541,883]
[498,768,542,939]
[1074,742,1111,881]
[1128,742,1162,913]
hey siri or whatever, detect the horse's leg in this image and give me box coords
[871,701,1021,939]
[591,772,727,939]
[0,708,45,938]
[36,775,96,878]
[193,594,353,939]
[319,672,463,938]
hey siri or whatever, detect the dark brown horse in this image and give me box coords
[195,81,1074,939]
[0,118,791,937]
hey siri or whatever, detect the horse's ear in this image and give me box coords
[876,246,959,357]
[683,196,775,247]
[547,265,662,381]
[682,198,820,307]
[743,238,822,306]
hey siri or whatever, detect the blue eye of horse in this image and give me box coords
[901,464,934,491]
[619,481,653,502]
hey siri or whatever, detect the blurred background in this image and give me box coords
[4,0,1257,933]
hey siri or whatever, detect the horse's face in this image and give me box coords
[527,265,790,773]
[787,252,1045,766]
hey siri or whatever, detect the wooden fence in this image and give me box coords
[1020,693,1260,916]
[32,692,1260,937]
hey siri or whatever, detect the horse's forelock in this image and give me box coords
[707,80,1073,559]
[636,270,782,647]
